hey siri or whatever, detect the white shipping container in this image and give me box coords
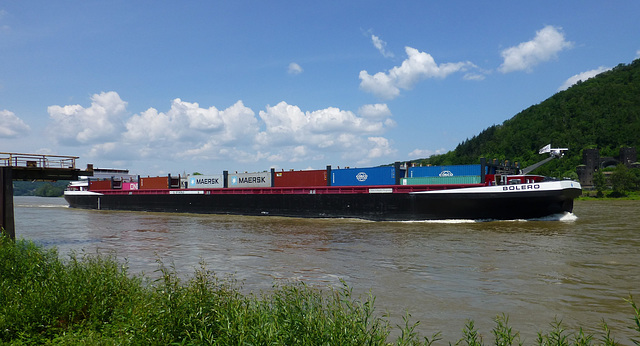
[228,172,272,188]
[188,174,224,188]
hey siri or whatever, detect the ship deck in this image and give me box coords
[86,184,486,196]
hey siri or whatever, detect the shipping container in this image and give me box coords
[188,174,224,188]
[89,180,111,190]
[331,166,398,186]
[122,182,139,190]
[401,175,482,185]
[228,171,272,188]
[140,176,169,190]
[273,169,327,187]
[169,175,181,189]
[111,179,123,189]
[408,164,481,178]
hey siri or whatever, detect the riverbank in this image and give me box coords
[578,190,640,200]
[2,235,639,345]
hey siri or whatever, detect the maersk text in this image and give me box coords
[195,178,220,185]
[239,177,266,184]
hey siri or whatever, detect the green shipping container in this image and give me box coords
[401,175,481,185]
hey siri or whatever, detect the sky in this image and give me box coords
[1,1,639,176]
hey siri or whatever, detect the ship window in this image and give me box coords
[508,179,521,185]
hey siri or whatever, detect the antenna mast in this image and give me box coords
[520,144,568,174]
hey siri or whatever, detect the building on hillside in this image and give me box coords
[576,147,639,188]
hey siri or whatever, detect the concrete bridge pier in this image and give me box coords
[0,167,15,240]
[1,152,93,241]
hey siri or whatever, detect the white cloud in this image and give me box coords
[359,47,474,99]
[463,73,485,81]
[123,99,258,159]
[636,50,640,59]
[86,142,118,159]
[558,66,610,91]
[358,103,391,120]
[363,137,395,161]
[371,34,394,58]
[256,101,395,164]
[46,92,397,170]
[359,70,401,100]
[0,109,31,138]
[288,62,303,75]
[408,148,446,159]
[257,102,387,143]
[47,91,127,145]
[0,10,9,32]
[499,25,573,73]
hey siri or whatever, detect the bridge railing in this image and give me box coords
[0,152,79,169]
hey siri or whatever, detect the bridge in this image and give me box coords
[1,152,93,240]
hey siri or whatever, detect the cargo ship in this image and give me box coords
[64,148,583,221]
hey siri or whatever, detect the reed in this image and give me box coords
[1,233,639,345]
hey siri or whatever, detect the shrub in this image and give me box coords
[2,234,640,345]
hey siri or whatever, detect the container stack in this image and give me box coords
[86,162,486,191]
[401,164,482,185]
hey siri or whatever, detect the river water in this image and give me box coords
[12,196,640,344]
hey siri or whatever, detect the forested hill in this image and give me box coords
[421,59,640,177]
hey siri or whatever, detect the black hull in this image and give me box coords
[65,182,581,221]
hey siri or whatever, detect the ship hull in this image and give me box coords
[64,180,581,221]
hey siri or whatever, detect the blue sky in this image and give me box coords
[1,1,639,176]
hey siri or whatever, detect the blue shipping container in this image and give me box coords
[331,166,396,186]
[408,164,481,178]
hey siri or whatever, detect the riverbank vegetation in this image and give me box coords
[1,234,639,345]
[12,180,68,197]
[577,163,640,200]
[579,190,640,200]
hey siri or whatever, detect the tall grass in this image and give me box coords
[1,233,639,345]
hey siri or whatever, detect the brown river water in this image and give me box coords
[13,197,640,344]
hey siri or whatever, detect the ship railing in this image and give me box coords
[88,184,485,195]
[0,152,78,169]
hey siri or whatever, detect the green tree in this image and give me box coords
[609,164,635,196]
[561,171,579,181]
[593,170,607,198]
[630,167,640,191]
[419,58,640,176]
[34,183,65,197]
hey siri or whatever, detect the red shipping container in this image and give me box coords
[273,170,327,187]
[89,180,111,190]
[140,176,169,190]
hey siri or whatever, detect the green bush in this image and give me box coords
[0,235,142,343]
[1,234,639,345]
